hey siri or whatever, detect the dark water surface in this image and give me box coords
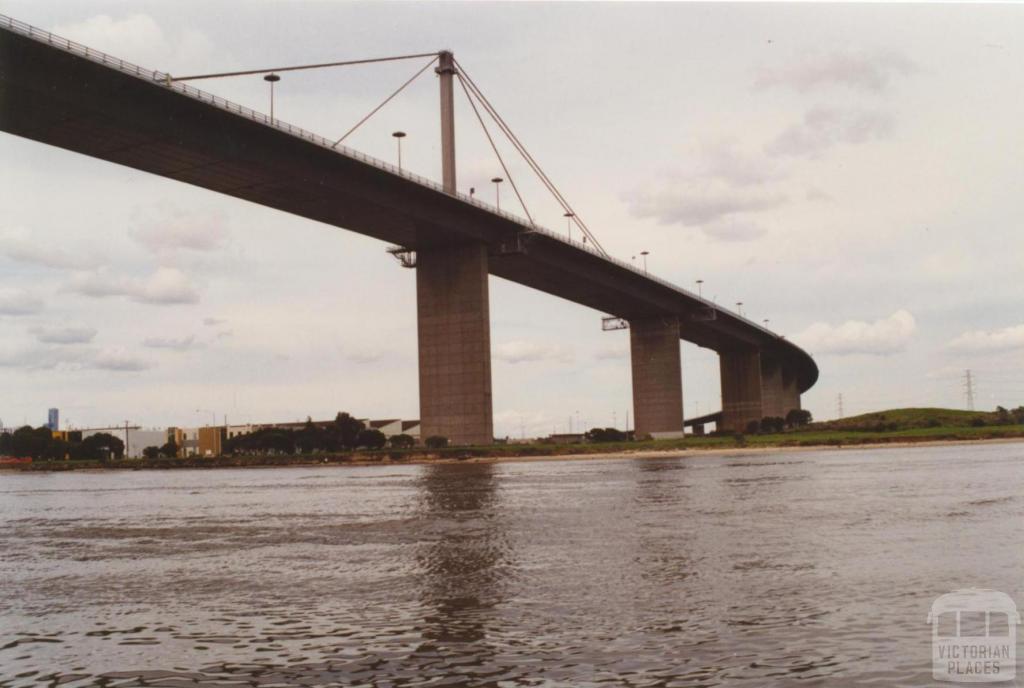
[1,443,1022,687]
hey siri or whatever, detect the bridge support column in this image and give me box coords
[760,356,785,419]
[719,350,762,433]
[629,316,683,440]
[761,355,803,421]
[417,244,493,445]
[782,368,802,414]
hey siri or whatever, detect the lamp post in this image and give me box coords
[640,250,649,273]
[491,177,504,209]
[391,131,406,171]
[696,279,704,299]
[736,301,744,316]
[263,73,281,123]
[563,211,574,242]
[763,319,770,328]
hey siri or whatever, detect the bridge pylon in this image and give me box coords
[415,50,494,445]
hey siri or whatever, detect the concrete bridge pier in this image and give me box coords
[759,355,803,420]
[719,350,762,433]
[416,244,494,445]
[629,316,684,439]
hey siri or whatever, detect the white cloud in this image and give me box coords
[53,14,217,73]
[626,141,788,231]
[948,324,1024,353]
[66,267,199,305]
[756,50,917,93]
[672,140,784,187]
[30,326,97,345]
[131,210,229,253]
[793,309,916,356]
[142,335,198,351]
[767,107,894,158]
[0,345,152,372]
[700,219,768,242]
[626,185,786,227]
[1,228,96,270]
[92,349,153,372]
[0,289,44,316]
[495,340,573,364]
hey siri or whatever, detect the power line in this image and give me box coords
[168,51,440,82]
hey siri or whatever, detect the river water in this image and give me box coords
[1,443,1022,687]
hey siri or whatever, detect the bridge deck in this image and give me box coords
[0,16,817,391]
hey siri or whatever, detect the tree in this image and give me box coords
[425,435,448,449]
[745,420,761,435]
[390,434,415,449]
[785,409,813,428]
[586,427,627,442]
[760,417,785,433]
[333,412,365,450]
[159,439,179,458]
[356,428,387,449]
[2,426,53,459]
[298,417,326,454]
[142,446,160,459]
[81,433,125,461]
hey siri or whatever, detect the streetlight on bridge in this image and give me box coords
[696,279,704,299]
[563,211,574,242]
[640,250,649,273]
[391,131,406,171]
[263,73,281,123]
[736,301,744,316]
[491,177,504,209]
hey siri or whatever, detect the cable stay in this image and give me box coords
[167,51,439,82]
[455,73,533,225]
[453,58,609,257]
[166,48,607,258]
[333,55,438,147]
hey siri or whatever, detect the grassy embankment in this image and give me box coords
[8,408,1023,472]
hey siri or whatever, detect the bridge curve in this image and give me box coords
[0,15,817,442]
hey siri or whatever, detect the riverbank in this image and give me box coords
[4,423,1022,472]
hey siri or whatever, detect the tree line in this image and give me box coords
[221,413,418,455]
[0,427,126,461]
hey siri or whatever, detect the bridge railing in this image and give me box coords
[2,13,782,339]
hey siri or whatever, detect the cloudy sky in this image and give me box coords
[1,1,1022,435]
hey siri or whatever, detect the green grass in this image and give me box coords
[809,407,1005,432]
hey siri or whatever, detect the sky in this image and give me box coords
[1,1,1022,436]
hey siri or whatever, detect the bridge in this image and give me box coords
[0,15,817,444]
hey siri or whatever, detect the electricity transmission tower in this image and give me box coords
[963,370,975,411]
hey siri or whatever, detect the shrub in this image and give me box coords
[356,428,387,449]
[389,434,415,449]
[142,446,160,459]
[745,420,761,435]
[970,417,986,427]
[425,435,448,449]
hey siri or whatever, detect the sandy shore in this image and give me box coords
[451,436,1024,467]
[2,436,1021,474]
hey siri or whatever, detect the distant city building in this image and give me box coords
[47,408,59,431]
